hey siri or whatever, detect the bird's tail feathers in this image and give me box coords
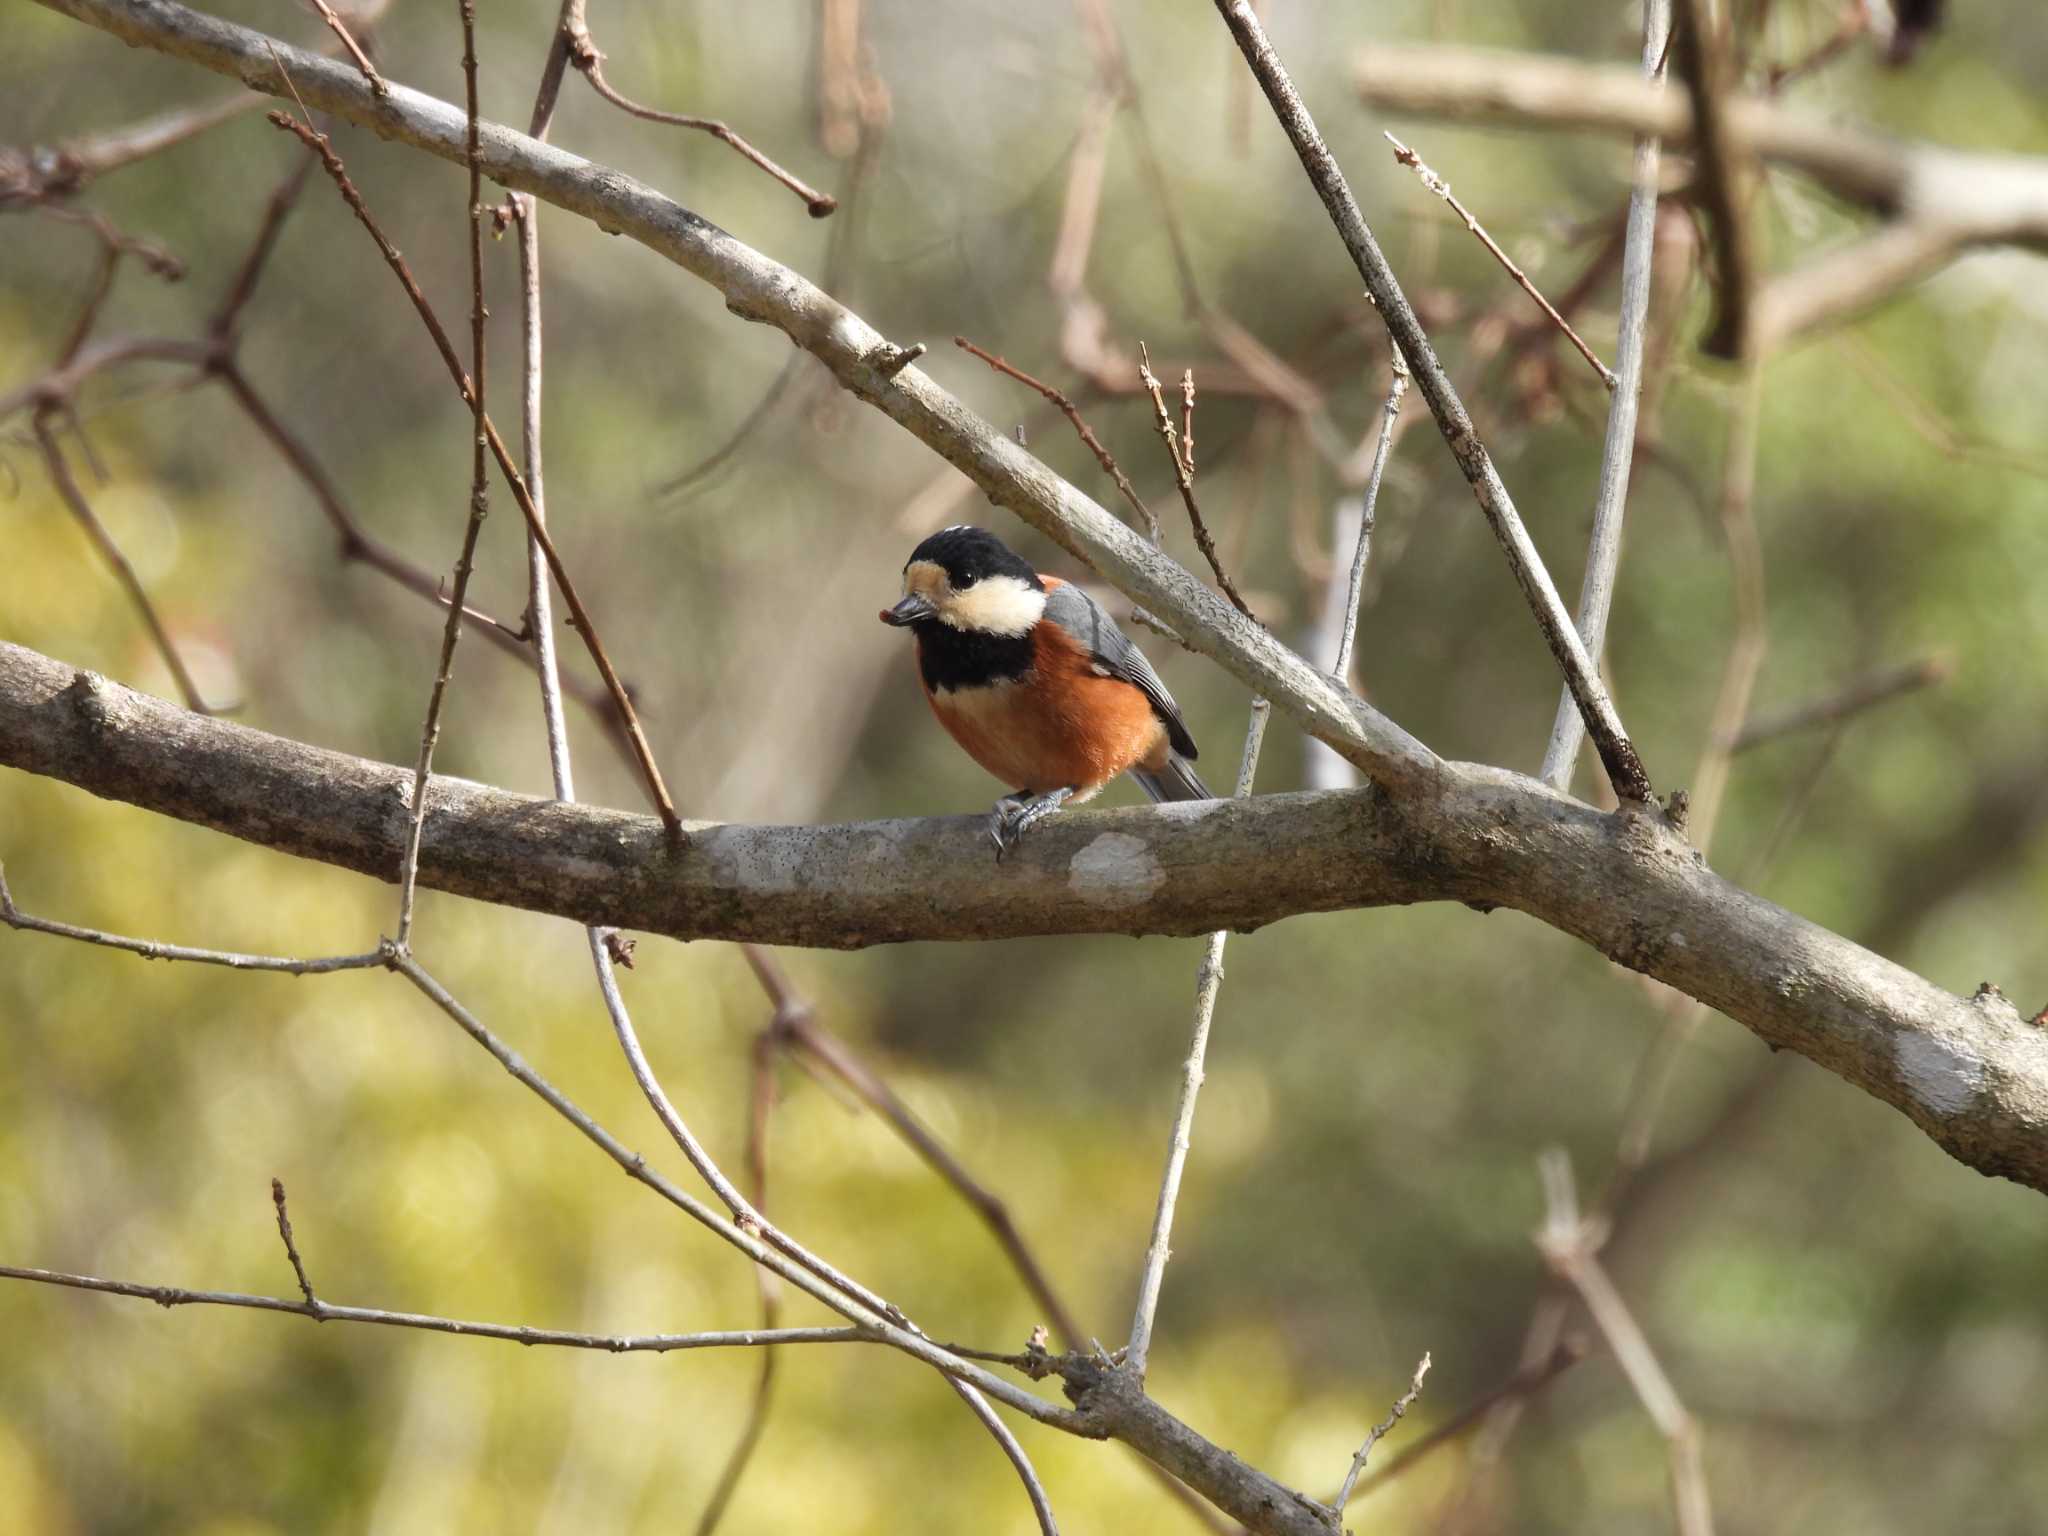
[1131,754,1212,804]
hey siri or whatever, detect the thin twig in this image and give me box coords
[562,11,835,216]
[1729,653,1951,752]
[304,0,387,96]
[0,863,380,973]
[750,951,1086,1348]
[1139,345,1253,620]
[1672,0,1755,360]
[1537,1151,1714,1536]
[3,93,261,206]
[381,948,1073,1428]
[1332,1352,1432,1513]
[209,150,316,339]
[956,336,1158,543]
[1339,1338,1586,1504]
[1124,695,1270,1380]
[264,108,681,837]
[31,410,219,714]
[1214,0,1653,802]
[1333,350,1409,680]
[947,1376,1062,1536]
[0,1263,873,1353]
[1539,0,1672,791]
[269,1178,320,1307]
[693,1017,784,1536]
[1382,133,1614,389]
[391,0,493,948]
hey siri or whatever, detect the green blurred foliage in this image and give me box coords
[4,1,2048,1532]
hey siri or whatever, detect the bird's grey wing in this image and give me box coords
[1042,581,1199,760]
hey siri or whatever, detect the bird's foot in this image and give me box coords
[988,788,1074,861]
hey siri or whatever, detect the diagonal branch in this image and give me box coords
[1212,0,1653,804]
[0,1263,877,1352]
[9,637,2047,1199]
[32,0,1438,799]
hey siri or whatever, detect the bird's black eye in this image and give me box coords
[952,569,978,588]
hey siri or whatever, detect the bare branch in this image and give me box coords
[2,92,260,205]
[31,410,221,715]
[1382,133,1613,388]
[392,0,492,948]
[1332,1352,1431,1514]
[304,0,385,96]
[561,6,835,216]
[0,1262,874,1354]
[1537,1151,1714,1536]
[262,108,682,837]
[1729,653,1952,753]
[1140,346,1252,620]
[1540,0,1671,790]
[1332,352,1409,682]
[956,336,1158,544]
[1350,45,2048,285]
[37,0,1439,795]
[0,861,380,973]
[1337,1338,1585,1504]
[1126,697,1271,1379]
[1671,0,1755,360]
[9,639,2043,1194]
[269,1178,320,1307]
[1214,0,1653,803]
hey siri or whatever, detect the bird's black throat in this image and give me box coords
[915,621,1035,694]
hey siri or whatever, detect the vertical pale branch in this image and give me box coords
[1333,352,1410,682]
[1125,697,1271,1380]
[1539,0,1673,791]
[1537,1151,1714,1536]
[392,0,490,948]
[1212,0,1654,805]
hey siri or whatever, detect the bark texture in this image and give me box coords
[7,641,2046,1194]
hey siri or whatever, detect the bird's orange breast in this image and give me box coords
[919,618,1168,797]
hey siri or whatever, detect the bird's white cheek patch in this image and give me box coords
[1068,832,1165,908]
[1893,1031,1984,1116]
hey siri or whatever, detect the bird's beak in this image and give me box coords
[880,593,938,627]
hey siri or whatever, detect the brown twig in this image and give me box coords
[1728,652,1951,752]
[269,1178,321,1308]
[561,10,834,216]
[1672,0,1755,360]
[956,336,1158,544]
[265,107,682,839]
[1382,133,1615,389]
[1139,344,1253,620]
[1537,1151,1715,1536]
[304,0,386,95]
[30,409,220,714]
[391,0,494,947]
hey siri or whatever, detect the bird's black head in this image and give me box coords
[880,525,1046,635]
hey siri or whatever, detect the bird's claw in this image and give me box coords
[987,789,1073,862]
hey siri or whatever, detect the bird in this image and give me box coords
[880,524,1211,855]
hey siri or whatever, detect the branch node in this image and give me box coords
[872,340,926,378]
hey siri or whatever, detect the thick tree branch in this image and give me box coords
[29,0,1438,800]
[6,639,2046,1195]
[1350,44,2048,244]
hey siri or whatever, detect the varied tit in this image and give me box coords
[880,525,1212,855]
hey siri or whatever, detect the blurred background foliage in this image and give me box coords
[4,0,2047,1531]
